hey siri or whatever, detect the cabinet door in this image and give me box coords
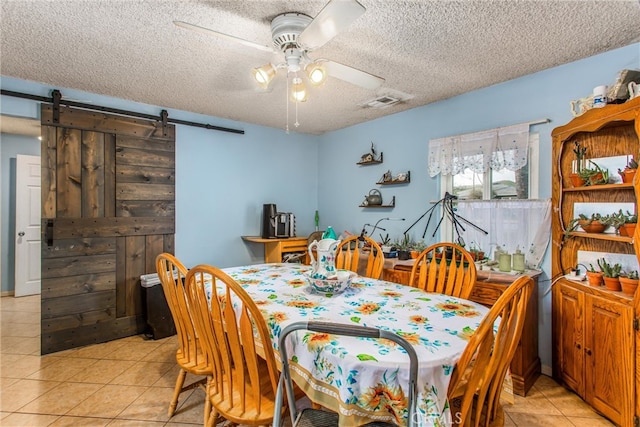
[585,295,634,426]
[554,282,585,396]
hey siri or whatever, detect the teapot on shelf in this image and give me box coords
[308,238,339,279]
[363,189,383,206]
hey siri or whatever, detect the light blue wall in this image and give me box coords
[1,42,638,371]
[317,42,640,373]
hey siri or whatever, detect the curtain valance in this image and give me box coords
[428,123,530,177]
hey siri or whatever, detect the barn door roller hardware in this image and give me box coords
[1,88,245,135]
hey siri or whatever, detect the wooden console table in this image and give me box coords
[241,236,308,263]
[382,258,541,396]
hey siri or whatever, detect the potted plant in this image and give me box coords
[597,258,622,291]
[577,160,609,186]
[410,239,426,259]
[619,270,639,296]
[606,209,628,236]
[585,263,604,287]
[569,140,587,187]
[573,213,608,234]
[624,210,637,238]
[618,157,638,184]
[394,234,413,260]
[468,241,485,261]
[379,233,392,253]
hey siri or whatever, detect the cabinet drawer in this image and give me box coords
[470,281,505,306]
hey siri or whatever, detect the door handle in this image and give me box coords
[45,219,54,247]
[18,231,25,237]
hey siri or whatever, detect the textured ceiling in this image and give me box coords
[1,0,640,135]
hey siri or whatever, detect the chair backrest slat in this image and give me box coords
[335,235,384,279]
[409,242,477,299]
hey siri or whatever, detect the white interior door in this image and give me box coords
[15,154,41,297]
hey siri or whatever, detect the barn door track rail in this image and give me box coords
[1,88,245,135]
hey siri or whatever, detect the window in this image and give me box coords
[443,133,539,200]
[429,127,547,263]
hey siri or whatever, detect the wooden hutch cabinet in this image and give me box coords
[551,97,640,426]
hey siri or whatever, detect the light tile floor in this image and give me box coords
[0,295,614,426]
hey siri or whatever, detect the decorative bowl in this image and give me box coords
[306,270,357,294]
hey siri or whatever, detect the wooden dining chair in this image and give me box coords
[335,235,385,279]
[185,264,282,427]
[408,242,477,299]
[155,253,212,423]
[447,275,534,427]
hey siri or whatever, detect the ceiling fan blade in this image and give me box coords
[174,20,273,53]
[324,60,384,90]
[298,0,365,50]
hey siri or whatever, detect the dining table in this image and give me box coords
[205,263,490,427]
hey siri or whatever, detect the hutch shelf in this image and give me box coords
[551,96,640,427]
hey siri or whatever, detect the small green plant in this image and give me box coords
[625,210,637,224]
[619,158,638,173]
[623,270,639,280]
[573,140,587,173]
[394,233,412,251]
[379,233,391,246]
[597,258,622,278]
[411,239,427,252]
[577,160,609,185]
[588,263,599,273]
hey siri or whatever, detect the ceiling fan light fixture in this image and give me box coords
[252,63,276,88]
[291,77,308,102]
[305,62,327,85]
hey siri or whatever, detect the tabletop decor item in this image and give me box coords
[305,269,357,294]
[308,237,339,279]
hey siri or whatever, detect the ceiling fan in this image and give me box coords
[174,0,385,100]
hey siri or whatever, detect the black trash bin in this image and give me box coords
[140,272,177,339]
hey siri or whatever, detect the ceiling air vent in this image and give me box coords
[363,95,400,109]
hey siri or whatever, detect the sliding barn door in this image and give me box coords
[40,104,176,354]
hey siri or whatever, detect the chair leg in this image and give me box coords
[168,368,187,417]
[203,377,212,426]
[206,408,218,427]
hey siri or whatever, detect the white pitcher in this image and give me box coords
[308,238,339,279]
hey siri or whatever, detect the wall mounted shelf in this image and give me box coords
[359,196,395,208]
[357,152,383,165]
[378,171,410,185]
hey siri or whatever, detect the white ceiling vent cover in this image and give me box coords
[360,89,414,109]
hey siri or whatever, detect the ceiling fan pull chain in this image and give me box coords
[295,94,300,128]
[286,73,290,134]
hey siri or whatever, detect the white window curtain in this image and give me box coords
[428,123,530,177]
[455,199,551,269]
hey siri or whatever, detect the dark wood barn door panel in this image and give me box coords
[41,105,175,354]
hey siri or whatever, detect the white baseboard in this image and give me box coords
[1,291,15,297]
[541,364,552,377]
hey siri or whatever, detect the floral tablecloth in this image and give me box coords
[208,263,489,427]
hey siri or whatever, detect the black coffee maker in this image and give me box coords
[262,204,295,238]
